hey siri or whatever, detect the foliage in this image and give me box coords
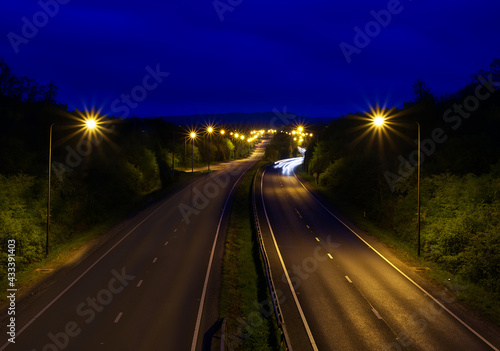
[0,174,45,274]
[0,56,259,275]
[304,59,500,296]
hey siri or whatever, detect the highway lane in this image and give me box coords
[256,159,500,351]
[0,141,266,351]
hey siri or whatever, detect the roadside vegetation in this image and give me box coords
[300,60,500,323]
[220,159,283,350]
[0,57,252,293]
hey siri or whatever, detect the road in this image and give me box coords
[0,141,266,351]
[255,158,500,351]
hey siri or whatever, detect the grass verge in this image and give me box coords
[0,170,203,304]
[297,167,500,326]
[220,160,283,350]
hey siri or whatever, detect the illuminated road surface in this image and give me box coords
[255,158,500,351]
[0,142,267,351]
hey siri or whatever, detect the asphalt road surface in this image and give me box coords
[255,158,500,351]
[0,141,266,351]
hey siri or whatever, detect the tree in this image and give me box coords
[42,81,60,103]
[0,58,15,97]
[490,58,500,80]
[411,78,433,103]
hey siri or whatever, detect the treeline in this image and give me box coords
[0,57,252,272]
[264,133,299,161]
[303,59,500,293]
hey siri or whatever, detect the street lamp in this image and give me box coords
[189,131,197,172]
[373,115,421,256]
[206,126,214,171]
[47,117,98,256]
[373,116,385,127]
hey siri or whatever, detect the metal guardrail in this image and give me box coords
[251,164,293,351]
[220,317,227,351]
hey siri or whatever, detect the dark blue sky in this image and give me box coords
[2,0,499,119]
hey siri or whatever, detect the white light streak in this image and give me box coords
[274,157,304,176]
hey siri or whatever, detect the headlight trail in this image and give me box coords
[274,157,304,176]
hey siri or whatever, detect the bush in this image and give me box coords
[0,174,45,274]
[318,158,345,188]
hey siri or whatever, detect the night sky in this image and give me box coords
[2,0,499,119]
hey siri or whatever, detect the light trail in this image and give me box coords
[274,157,304,176]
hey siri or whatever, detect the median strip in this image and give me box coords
[219,160,283,350]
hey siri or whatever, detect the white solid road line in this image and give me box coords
[345,275,353,284]
[114,312,123,323]
[152,257,157,263]
[164,241,169,246]
[137,280,143,287]
[292,172,499,351]
[190,160,257,351]
[0,167,231,351]
[261,168,319,351]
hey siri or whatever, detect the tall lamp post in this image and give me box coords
[184,136,188,169]
[206,126,213,171]
[47,118,98,256]
[190,131,197,172]
[373,115,421,256]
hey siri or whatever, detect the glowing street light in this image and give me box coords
[189,131,197,172]
[206,126,214,170]
[85,118,97,130]
[47,115,100,256]
[370,110,421,256]
[297,126,304,133]
[373,115,385,127]
[220,129,225,135]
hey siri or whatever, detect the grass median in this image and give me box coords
[220,160,283,350]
